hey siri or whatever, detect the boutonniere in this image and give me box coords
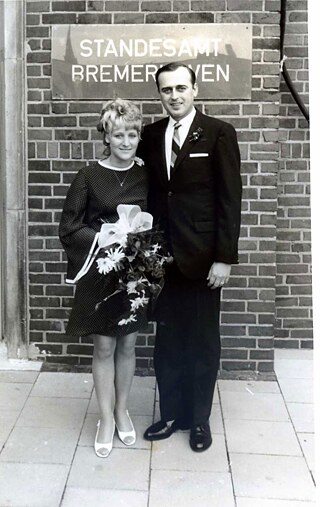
[188,127,204,143]
[134,156,144,166]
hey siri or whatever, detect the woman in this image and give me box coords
[59,99,148,458]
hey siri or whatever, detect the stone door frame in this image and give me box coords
[0,0,28,358]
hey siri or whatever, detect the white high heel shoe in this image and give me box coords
[116,410,136,446]
[94,419,115,458]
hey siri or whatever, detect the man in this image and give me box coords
[137,62,242,452]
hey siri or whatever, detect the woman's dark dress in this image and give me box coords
[59,160,148,337]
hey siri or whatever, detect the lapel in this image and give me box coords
[171,109,204,177]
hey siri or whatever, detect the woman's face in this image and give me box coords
[106,126,140,166]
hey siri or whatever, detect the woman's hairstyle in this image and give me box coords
[97,98,142,154]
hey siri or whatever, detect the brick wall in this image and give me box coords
[276,0,311,348]
[26,0,310,373]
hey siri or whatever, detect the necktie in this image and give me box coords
[170,122,181,175]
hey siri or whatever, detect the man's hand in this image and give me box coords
[207,262,231,289]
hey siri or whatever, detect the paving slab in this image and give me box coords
[297,433,315,473]
[0,462,69,507]
[274,359,313,379]
[277,378,314,404]
[16,396,88,429]
[274,350,313,361]
[0,426,80,464]
[68,445,150,491]
[0,382,33,411]
[224,419,302,456]
[236,498,316,507]
[78,412,152,450]
[220,391,289,422]
[30,372,93,398]
[0,410,20,448]
[151,432,229,472]
[286,403,314,433]
[231,453,315,501]
[0,370,39,383]
[149,470,235,507]
[61,487,148,507]
[218,379,280,394]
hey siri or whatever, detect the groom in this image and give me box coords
[137,62,242,452]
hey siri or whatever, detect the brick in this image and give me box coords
[221,338,256,348]
[27,66,41,77]
[52,1,85,10]
[87,1,104,10]
[191,1,226,10]
[142,1,171,10]
[173,1,190,10]
[29,225,58,236]
[215,12,251,22]
[27,2,50,12]
[146,13,179,22]
[104,0,139,9]
[182,11,220,23]
[257,362,274,372]
[265,0,281,11]
[29,211,53,223]
[114,12,145,22]
[221,361,256,371]
[27,51,51,64]
[29,173,60,184]
[55,130,89,141]
[44,117,77,127]
[227,0,262,9]
[77,13,112,23]
[252,12,280,23]
[221,350,248,360]
[26,26,49,37]
[250,350,274,360]
[42,13,77,23]
[253,38,280,50]
[28,77,50,89]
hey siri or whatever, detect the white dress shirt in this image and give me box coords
[165,107,196,179]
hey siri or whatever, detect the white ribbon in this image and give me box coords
[66,205,153,284]
[98,204,153,248]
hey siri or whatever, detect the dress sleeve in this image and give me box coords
[59,169,98,281]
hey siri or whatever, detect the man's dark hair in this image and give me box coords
[155,62,196,90]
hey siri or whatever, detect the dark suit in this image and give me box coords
[138,108,242,426]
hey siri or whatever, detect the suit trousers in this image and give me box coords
[154,262,221,427]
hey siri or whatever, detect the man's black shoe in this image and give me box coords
[189,422,212,452]
[144,420,183,441]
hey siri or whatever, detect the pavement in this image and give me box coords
[0,348,316,507]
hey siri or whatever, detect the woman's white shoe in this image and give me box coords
[116,410,136,446]
[94,419,115,458]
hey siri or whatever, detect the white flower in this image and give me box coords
[134,156,144,166]
[118,314,137,326]
[96,257,115,274]
[126,277,148,294]
[151,243,161,253]
[130,294,149,311]
[106,246,125,264]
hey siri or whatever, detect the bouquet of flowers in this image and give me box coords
[95,205,172,326]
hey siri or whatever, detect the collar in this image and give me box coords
[168,107,196,129]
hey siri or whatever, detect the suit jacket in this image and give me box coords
[137,108,242,280]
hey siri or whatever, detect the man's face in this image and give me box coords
[158,67,198,121]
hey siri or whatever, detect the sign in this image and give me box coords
[52,24,252,100]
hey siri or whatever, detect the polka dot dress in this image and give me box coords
[59,160,149,337]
